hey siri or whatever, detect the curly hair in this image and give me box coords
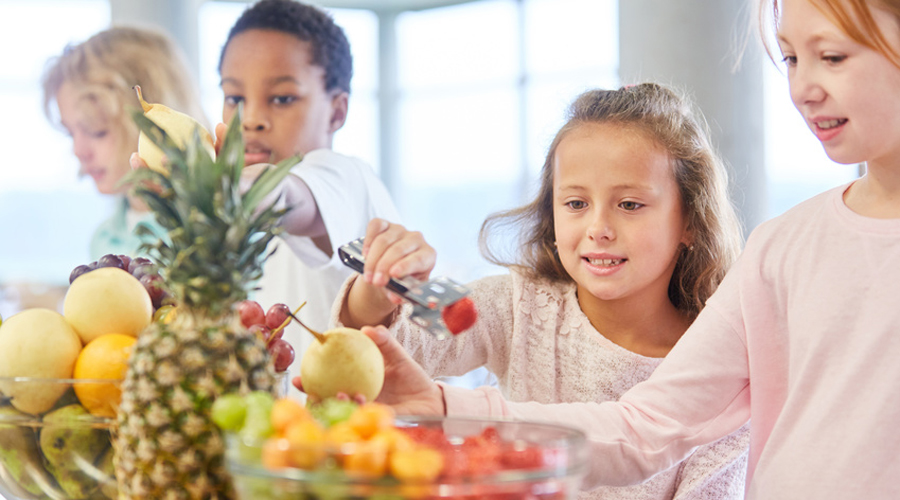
[219,0,353,94]
[41,26,208,163]
[479,83,744,319]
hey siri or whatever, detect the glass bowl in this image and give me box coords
[0,377,119,500]
[226,415,589,500]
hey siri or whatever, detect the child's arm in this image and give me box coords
[339,218,437,329]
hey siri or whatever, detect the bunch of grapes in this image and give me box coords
[69,254,170,312]
[237,300,297,373]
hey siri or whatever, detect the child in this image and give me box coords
[216,0,400,381]
[357,0,900,498]
[42,26,209,260]
[335,84,749,499]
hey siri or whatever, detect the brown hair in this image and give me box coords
[759,0,900,67]
[479,84,743,319]
[41,26,209,163]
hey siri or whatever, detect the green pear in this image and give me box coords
[39,404,109,499]
[0,309,83,415]
[92,446,117,500]
[299,327,385,402]
[135,85,215,173]
[0,406,58,498]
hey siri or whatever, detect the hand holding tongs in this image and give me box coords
[338,237,476,340]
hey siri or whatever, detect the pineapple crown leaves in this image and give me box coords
[126,107,301,316]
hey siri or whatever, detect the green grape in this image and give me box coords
[239,391,276,440]
[211,393,247,431]
[308,398,359,428]
[244,391,276,414]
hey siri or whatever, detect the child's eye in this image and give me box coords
[223,95,244,106]
[619,201,643,211]
[781,54,797,67]
[272,95,297,105]
[822,54,846,64]
[90,130,109,139]
[565,200,587,210]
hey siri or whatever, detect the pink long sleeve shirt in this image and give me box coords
[441,183,900,499]
[333,264,748,498]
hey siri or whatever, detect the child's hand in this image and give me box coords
[214,122,227,156]
[129,152,149,171]
[290,326,444,416]
[361,218,436,293]
[366,325,444,415]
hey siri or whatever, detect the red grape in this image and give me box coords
[140,274,166,309]
[249,324,273,344]
[265,303,291,331]
[69,264,92,284]
[269,326,284,343]
[238,300,266,328]
[128,257,152,274]
[131,264,157,281]
[269,338,295,372]
[117,254,132,271]
[98,254,125,270]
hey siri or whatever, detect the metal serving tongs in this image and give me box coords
[338,237,472,340]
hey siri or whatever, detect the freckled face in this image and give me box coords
[553,123,690,306]
[219,29,347,165]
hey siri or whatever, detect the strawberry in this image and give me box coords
[441,296,478,334]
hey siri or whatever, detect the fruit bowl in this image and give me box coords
[0,377,120,500]
[226,415,589,500]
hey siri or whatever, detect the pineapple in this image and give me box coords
[114,108,298,499]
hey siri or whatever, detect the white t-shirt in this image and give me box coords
[252,149,400,391]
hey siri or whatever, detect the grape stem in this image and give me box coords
[286,307,326,344]
[268,303,307,346]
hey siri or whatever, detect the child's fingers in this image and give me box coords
[366,226,433,287]
[129,152,149,171]
[214,123,227,154]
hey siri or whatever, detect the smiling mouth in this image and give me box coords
[816,118,847,130]
[585,258,625,267]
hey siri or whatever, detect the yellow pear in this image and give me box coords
[134,85,215,173]
[63,267,153,344]
[0,309,83,414]
[300,327,385,402]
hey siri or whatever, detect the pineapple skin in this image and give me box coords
[114,310,276,499]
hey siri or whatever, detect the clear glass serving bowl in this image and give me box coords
[226,415,589,500]
[0,372,291,500]
[0,377,119,500]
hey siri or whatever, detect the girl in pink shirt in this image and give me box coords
[343,1,900,498]
[333,83,749,499]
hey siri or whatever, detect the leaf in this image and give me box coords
[241,159,299,215]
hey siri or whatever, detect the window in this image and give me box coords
[0,1,111,286]
[198,1,380,173]
[763,56,859,218]
[395,0,619,283]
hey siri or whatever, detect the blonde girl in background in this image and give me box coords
[333,83,750,499]
[42,26,209,260]
[352,0,900,498]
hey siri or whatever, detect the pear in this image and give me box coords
[39,404,109,499]
[300,327,385,402]
[0,309,83,415]
[63,267,152,344]
[134,85,215,173]
[0,406,58,498]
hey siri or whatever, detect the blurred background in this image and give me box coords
[0,0,860,317]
